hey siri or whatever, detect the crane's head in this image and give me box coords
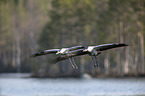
[56,48,68,55]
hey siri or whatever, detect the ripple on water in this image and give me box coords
[0,74,145,96]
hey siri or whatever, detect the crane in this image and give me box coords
[50,43,128,68]
[32,46,84,68]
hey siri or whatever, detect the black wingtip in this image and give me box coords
[114,43,128,46]
[30,51,44,58]
[119,43,129,46]
[30,54,37,58]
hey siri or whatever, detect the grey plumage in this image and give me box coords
[50,43,128,65]
[32,43,128,68]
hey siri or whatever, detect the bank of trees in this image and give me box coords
[0,0,50,72]
[0,0,144,77]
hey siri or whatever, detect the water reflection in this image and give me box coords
[0,73,145,96]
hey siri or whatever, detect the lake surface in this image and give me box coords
[0,73,145,96]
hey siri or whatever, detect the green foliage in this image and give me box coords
[39,0,108,49]
[0,0,145,76]
[38,0,145,76]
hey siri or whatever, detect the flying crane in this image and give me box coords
[32,46,84,68]
[50,43,128,68]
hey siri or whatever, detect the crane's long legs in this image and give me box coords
[69,58,75,69]
[72,57,78,69]
[91,56,97,67]
[94,56,99,67]
[67,53,77,69]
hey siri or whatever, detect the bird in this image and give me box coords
[50,43,128,68]
[50,49,87,69]
[31,46,85,68]
[83,43,128,67]
[31,46,84,57]
[50,49,86,64]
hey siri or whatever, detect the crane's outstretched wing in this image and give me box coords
[67,46,85,51]
[31,49,60,58]
[50,49,87,64]
[93,43,128,51]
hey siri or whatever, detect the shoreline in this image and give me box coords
[0,73,145,78]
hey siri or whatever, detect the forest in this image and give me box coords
[0,0,145,77]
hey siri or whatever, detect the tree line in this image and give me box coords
[0,0,145,77]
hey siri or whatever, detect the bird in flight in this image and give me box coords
[32,46,85,68]
[50,43,128,68]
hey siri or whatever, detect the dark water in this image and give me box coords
[0,73,145,96]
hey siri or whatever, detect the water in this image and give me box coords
[0,74,145,96]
